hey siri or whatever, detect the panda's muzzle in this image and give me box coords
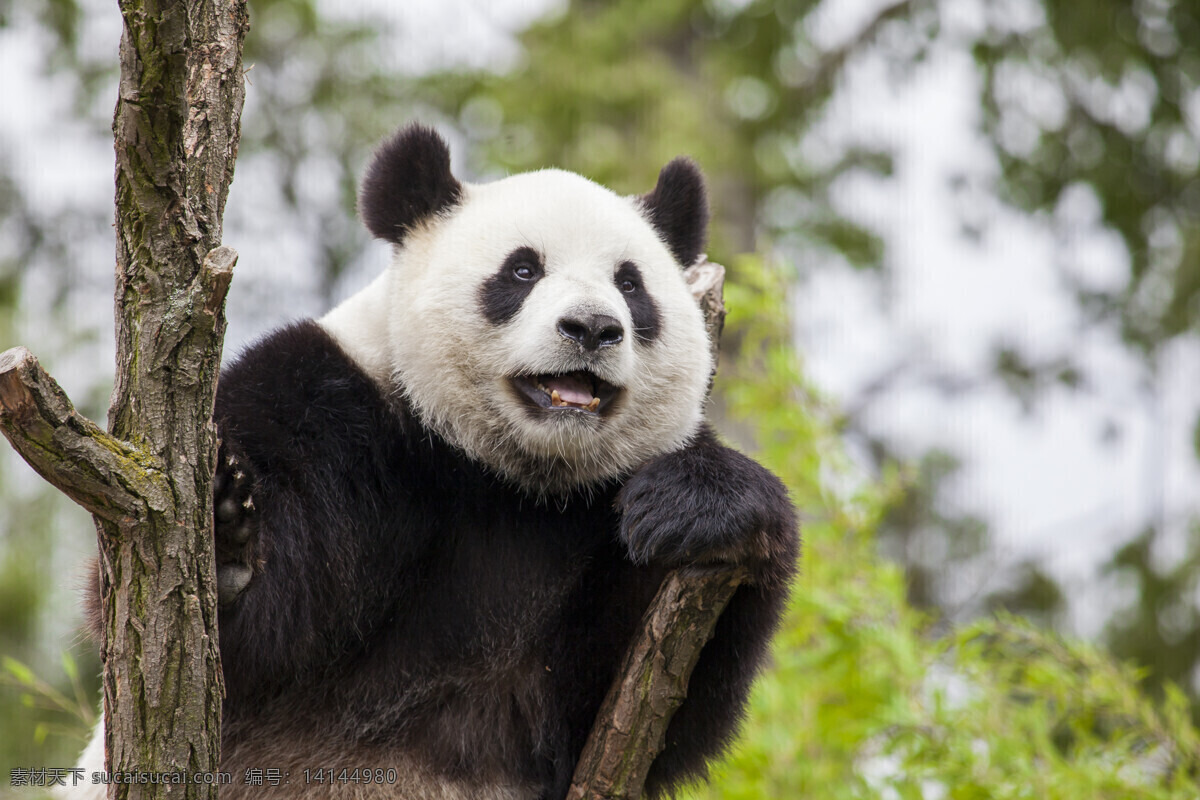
[511,371,619,416]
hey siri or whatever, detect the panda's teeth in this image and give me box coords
[587,397,600,412]
[551,389,564,407]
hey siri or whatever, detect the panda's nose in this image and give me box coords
[557,313,624,351]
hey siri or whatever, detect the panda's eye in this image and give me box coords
[500,247,543,284]
[619,279,638,294]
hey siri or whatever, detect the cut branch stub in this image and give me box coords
[200,245,238,319]
[684,256,726,381]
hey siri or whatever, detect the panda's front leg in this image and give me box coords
[616,424,796,581]
[212,435,259,607]
[614,424,799,794]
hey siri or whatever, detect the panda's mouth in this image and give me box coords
[511,371,620,416]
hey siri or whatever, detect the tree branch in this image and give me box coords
[568,259,750,800]
[567,565,748,799]
[0,245,236,529]
[0,347,168,522]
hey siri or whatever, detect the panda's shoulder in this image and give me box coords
[215,319,408,451]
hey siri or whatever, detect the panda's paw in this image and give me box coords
[616,439,797,577]
[214,436,258,607]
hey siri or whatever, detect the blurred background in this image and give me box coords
[2,0,1199,796]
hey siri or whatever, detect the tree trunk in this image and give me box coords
[0,1,248,798]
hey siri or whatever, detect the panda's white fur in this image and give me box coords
[321,168,712,496]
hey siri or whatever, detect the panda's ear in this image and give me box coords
[359,124,463,245]
[638,158,709,268]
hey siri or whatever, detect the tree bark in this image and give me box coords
[0,1,248,798]
[567,260,749,800]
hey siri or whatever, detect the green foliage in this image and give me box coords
[1103,524,1200,722]
[0,462,100,767]
[685,256,1200,798]
[877,449,990,612]
[974,0,1200,354]
[2,654,95,744]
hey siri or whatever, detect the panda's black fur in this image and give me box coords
[359,126,463,244]
[84,125,799,800]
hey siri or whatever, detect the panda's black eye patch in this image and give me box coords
[615,261,660,344]
[479,247,545,325]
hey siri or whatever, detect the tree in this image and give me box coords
[0,0,247,796]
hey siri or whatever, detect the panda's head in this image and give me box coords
[333,124,712,496]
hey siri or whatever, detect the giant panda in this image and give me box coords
[72,124,798,800]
